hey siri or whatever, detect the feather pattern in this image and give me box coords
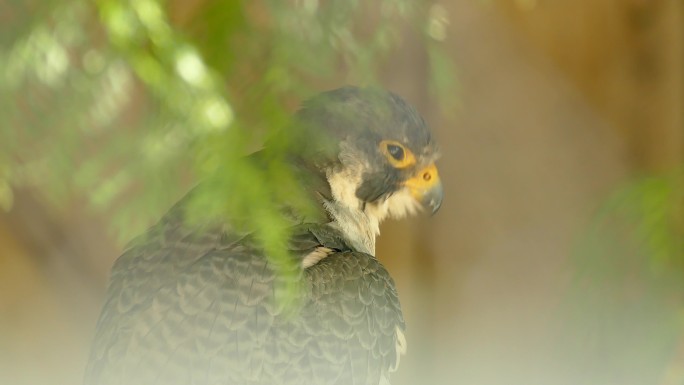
[84,213,405,385]
[83,86,444,385]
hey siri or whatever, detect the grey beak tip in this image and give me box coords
[430,200,442,216]
[424,182,444,216]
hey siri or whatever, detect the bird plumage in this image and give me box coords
[84,86,441,385]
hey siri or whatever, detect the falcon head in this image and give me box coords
[290,86,443,253]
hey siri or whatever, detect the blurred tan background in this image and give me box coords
[1,1,682,384]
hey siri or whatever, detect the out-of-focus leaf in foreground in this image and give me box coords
[564,169,684,383]
[0,0,454,302]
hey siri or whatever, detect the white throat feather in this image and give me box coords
[324,167,422,256]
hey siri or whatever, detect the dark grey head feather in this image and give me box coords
[292,86,438,205]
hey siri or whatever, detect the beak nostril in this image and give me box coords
[423,172,431,181]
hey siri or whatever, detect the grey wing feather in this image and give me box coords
[301,251,405,385]
[84,222,405,385]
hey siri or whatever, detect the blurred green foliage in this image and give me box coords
[0,0,454,298]
[565,169,684,383]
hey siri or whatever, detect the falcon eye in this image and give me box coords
[387,144,404,161]
[379,140,416,169]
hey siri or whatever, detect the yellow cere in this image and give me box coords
[404,163,441,198]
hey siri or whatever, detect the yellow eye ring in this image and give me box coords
[379,140,416,168]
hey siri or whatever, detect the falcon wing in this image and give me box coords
[84,220,405,385]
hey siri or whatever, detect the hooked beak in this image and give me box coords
[404,163,443,215]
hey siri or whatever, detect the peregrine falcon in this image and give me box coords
[84,86,443,385]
